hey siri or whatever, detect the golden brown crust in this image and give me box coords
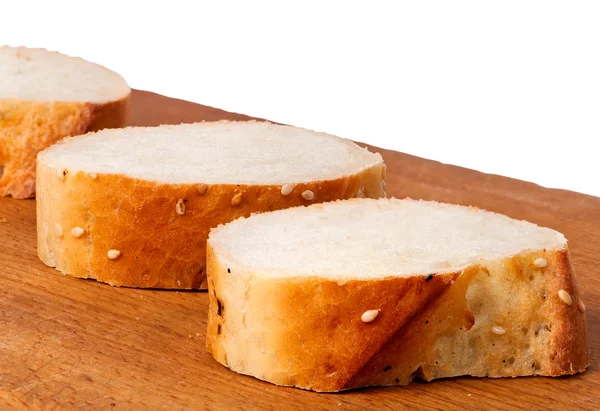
[206,248,588,392]
[88,95,130,132]
[545,250,589,374]
[0,95,129,199]
[36,157,385,289]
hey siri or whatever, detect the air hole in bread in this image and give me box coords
[507,356,515,365]
[408,366,424,382]
[217,298,224,316]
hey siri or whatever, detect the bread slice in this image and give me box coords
[36,121,386,289]
[0,46,130,198]
[206,198,588,392]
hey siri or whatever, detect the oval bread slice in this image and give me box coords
[206,198,588,392]
[36,121,386,289]
[0,46,130,198]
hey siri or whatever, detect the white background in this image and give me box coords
[2,1,599,196]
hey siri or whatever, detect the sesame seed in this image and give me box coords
[301,190,315,201]
[558,290,573,305]
[578,300,586,313]
[177,280,182,287]
[533,257,547,268]
[70,227,85,238]
[361,309,380,323]
[176,199,186,216]
[107,249,121,260]
[492,325,506,335]
[198,184,208,195]
[196,332,200,337]
[90,173,97,179]
[281,184,294,196]
[56,169,66,181]
[188,334,192,339]
[231,192,243,207]
[54,224,63,237]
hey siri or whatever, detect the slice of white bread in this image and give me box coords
[0,46,130,198]
[206,198,588,392]
[36,121,386,289]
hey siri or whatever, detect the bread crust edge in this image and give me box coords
[0,94,130,198]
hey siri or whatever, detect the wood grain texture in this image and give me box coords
[0,89,597,410]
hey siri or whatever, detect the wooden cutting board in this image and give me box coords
[1,90,597,410]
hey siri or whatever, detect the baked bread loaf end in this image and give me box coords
[0,46,130,198]
[37,121,385,289]
[206,198,588,392]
